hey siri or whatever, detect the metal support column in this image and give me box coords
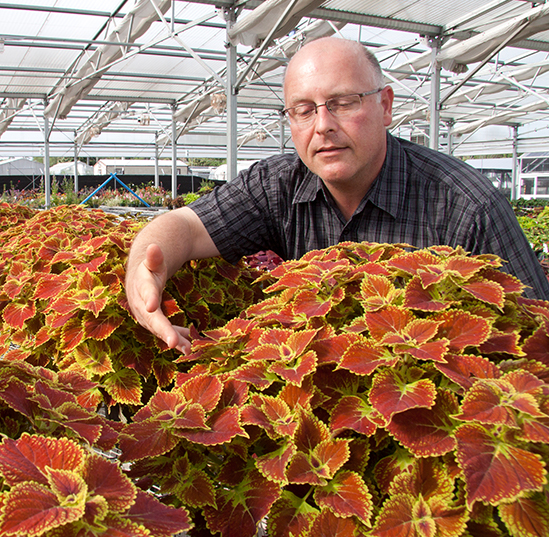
[43,100,51,209]
[511,125,519,201]
[171,104,178,199]
[73,134,79,194]
[154,132,160,188]
[279,112,285,154]
[225,8,238,182]
[429,37,441,151]
[446,120,454,156]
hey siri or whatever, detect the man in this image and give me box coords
[125,37,549,354]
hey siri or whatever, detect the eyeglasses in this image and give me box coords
[282,88,384,125]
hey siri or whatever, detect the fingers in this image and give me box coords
[126,244,191,354]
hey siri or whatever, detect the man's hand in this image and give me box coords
[126,243,191,354]
[124,207,221,354]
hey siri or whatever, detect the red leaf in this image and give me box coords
[360,274,403,311]
[204,469,280,537]
[269,349,317,386]
[369,369,437,421]
[455,423,546,507]
[119,420,179,462]
[314,470,373,525]
[366,306,413,342]
[2,299,36,328]
[286,439,350,486]
[83,453,136,512]
[339,336,398,376]
[330,395,378,436]
[434,309,492,352]
[83,309,125,341]
[461,280,505,308]
[256,441,297,484]
[387,390,458,457]
[177,407,247,445]
[435,354,501,390]
[0,434,84,487]
[267,494,317,537]
[309,508,365,537]
[404,276,455,312]
[102,368,143,406]
[498,495,549,537]
[0,481,84,535]
[127,490,192,537]
[179,374,223,412]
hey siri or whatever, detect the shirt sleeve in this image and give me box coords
[466,190,549,301]
[188,161,285,263]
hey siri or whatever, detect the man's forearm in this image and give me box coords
[127,207,219,280]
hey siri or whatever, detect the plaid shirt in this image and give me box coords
[190,132,549,300]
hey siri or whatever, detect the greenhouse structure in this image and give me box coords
[1,0,549,202]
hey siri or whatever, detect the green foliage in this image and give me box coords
[516,205,549,253]
[1,203,549,536]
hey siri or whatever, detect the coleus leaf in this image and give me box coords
[434,309,492,352]
[434,354,501,390]
[314,470,373,525]
[404,276,456,312]
[360,273,403,311]
[0,480,85,536]
[388,458,454,502]
[461,279,505,308]
[102,368,143,406]
[269,349,317,386]
[329,395,379,436]
[455,423,546,507]
[387,390,459,457]
[175,467,216,508]
[2,299,36,329]
[455,370,546,427]
[369,368,437,422]
[286,438,350,486]
[339,335,398,376]
[126,489,192,537]
[241,394,297,438]
[498,494,549,537]
[82,453,136,512]
[0,433,84,487]
[309,508,367,537]
[371,492,467,537]
[83,309,125,341]
[204,469,280,537]
[267,492,318,537]
[255,441,297,485]
[72,339,114,377]
[176,406,248,446]
[178,373,223,412]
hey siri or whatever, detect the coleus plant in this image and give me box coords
[1,202,549,536]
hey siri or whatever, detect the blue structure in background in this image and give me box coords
[80,172,151,207]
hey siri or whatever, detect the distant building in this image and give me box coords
[519,152,549,199]
[210,161,258,182]
[465,158,513,197]
[50,161,94,176]
[94,159,188,176]
[0,157,44,176]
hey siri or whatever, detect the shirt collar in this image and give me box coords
[291,132,407,219]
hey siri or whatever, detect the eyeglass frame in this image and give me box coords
[282,88,384,124]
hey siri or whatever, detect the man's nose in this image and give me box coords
[314,104,338,132]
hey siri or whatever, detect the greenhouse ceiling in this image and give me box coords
[1,0,549,165]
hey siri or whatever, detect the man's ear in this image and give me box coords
[381,86,394,127]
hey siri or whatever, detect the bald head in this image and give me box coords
[284,37,384,94]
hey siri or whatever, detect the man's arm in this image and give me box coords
[125,206,220,353]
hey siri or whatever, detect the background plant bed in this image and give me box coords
[0,202,548,537]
